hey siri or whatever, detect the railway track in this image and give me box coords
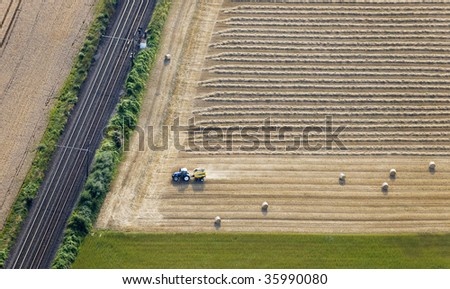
[6,0,156,269]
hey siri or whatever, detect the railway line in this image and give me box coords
[6,0,156,268]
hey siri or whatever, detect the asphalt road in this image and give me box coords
[6,0,156,269]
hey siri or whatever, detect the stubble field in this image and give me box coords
[0,0,96,228]
[97,0,450,234]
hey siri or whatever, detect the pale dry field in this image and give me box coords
[97,0,450,233]
[0,0,96,228]
[0,0,21,47]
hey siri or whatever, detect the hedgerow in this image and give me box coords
[0,0,118,268]
[52,0,172,269]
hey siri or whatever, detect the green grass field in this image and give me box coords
[72,231,449,269]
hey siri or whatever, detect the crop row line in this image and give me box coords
[182,139,450,148]
[195,111,450,117]
[193,136,450,144]
[183,144,450,150]
[201,77,450,85]
[211,40,450,47]
[195,120,450,127]
[208,52,450,59]
[197,105,450,112]
[203,97,450,104]
[201,93,450,104]
[194,118,450,125]
[209,39,450,51]
[190,129,450,137]
[222,21,450,28]
[222,10,450,17]
[200,83,450,90]
[223,16,450,23]
[195,125,450,132]
[197,117,450,122]
[225,5,450,12]
[194,123,450,131]
[216,28,450,35]
[216,32,450,40]
[203,91,450,97]
[207,69,450,78]
[206,65,450,73]
[207,56,450,64]
[212,44,450,53]
[193,130,450,137]
[193,128,450,136]
[183,150,450,156]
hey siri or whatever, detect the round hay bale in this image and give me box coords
[214,216,221,225]
[339,173,346,181]
[382,182,389,191]
[261,202,269,210]
[390,169,397,177]
[429,161,436,170]
[165,54,171,61]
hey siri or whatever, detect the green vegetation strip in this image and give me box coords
[0,0,117,268]
[73,231,450,269]
[52,0,172,269]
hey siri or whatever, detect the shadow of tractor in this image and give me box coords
[171,180,206,193]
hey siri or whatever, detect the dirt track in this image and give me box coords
[0,0,96,228]
[97,0,450,234]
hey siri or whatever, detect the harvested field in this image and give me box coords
[97,0,450,234]
[0,0,96,228]
[195,1,450,155]
[0,0,21,47]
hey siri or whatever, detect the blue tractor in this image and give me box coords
[172,168,190,182]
